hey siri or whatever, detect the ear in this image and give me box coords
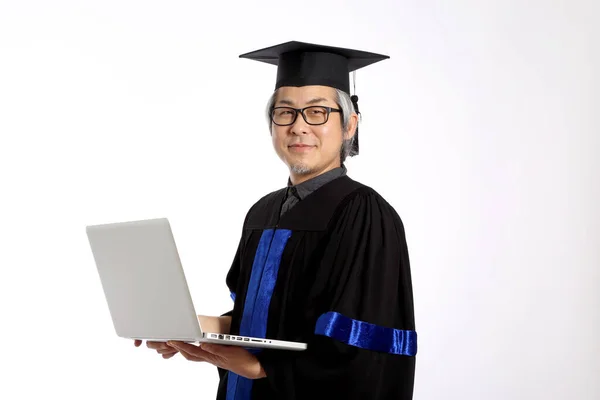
[346,112,359,139]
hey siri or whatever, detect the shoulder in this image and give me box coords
[331,178,405,228]
[252,186,287,209]
[338,177,398,211]
[241,186,286,226]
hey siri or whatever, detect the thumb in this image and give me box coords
[200,343,216,353]
[201,343,227,354]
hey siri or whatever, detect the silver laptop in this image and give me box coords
[85,217,307,351]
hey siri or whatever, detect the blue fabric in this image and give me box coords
[315,311,418,356]
[226,229,292,400]
[248,229,292,338]
[238,229,274,335]
[226,372,253,400]
[230,292,236,302]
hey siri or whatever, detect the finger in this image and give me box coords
[162,353,177,359]
[157,348,179,355]
[134,340,142,347]
[201,343,239,361]
[198,343,228,355]
[168,342,219,364]
[167,341,202,356]
[147,341,169,350]
[194,345,224,365]
[178,349,205,362]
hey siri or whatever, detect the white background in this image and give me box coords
[0,0,598,399]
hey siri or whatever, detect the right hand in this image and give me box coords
[134,340,179,359]
[132,315,231,360]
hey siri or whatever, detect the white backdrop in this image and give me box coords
[0,1,598,399]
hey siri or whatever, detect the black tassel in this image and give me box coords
[350,95,360,156]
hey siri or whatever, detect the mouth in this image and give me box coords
[288,144,315,153]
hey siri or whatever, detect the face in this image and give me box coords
[271,85,357,185]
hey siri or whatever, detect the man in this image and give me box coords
[136,41,417,399]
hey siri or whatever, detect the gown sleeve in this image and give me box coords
[221,237,242,318]
[255,188,417,400]
[216,230,246,381]
[223,203,255,317]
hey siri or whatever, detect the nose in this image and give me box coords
[290,112,310,135]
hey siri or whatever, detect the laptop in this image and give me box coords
[85,217,307,351]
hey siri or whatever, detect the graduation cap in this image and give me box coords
[239,41,389,156]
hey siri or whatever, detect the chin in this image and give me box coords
[289,162,313,175]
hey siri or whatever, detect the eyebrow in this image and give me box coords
[276,97,331,107]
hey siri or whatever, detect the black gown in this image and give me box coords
[216,175,417,400]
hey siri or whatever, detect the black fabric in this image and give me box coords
[216,175,416,399]
[280,166,347,217]
[239,41,389,93]
[279,187,299,218]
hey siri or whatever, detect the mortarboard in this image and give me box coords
[239,41,390,156]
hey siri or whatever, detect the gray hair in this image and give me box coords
[265,88,358,163]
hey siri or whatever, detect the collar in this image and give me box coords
[286,165,347,200]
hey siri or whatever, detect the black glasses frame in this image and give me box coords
[270,106,342,126]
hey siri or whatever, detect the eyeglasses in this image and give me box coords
[270,106,342,126]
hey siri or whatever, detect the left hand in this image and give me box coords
[167,341,266,380]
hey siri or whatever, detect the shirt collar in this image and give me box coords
[286,165,347,200]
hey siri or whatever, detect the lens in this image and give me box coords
[272,107,296,125]
[303,107,328,124]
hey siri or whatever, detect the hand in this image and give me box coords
[167,341,266,380]
[134,340,179,359]
[131,314,231,360]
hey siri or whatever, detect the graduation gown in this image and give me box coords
[216,175,417,400]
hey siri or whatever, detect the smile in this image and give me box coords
[288,145,315,152]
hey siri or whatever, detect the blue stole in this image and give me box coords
[226,229,292,400]
[315,312,417,356]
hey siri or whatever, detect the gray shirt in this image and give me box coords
[279,165,348,217]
